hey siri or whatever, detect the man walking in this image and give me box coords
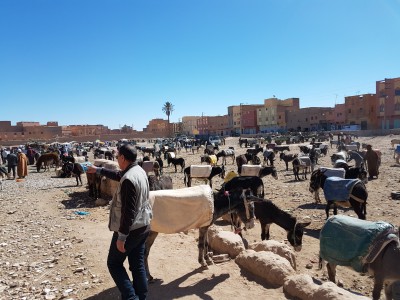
[87,144,152,300]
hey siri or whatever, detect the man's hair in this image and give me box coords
[118,144,137,162]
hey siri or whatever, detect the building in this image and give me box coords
[376,77,400,129]
[62,124,110,137]
[228,104,263,136]
[207,115,229,136]
[286,107,334,132]
[345,94,378,130]
[0,121,62,142]
[258,98,300,133]
[182,116,201,136]
[143,118,172,137]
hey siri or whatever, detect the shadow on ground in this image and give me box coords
[86,269,231,300]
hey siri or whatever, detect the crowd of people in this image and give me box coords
[0,147,28,179]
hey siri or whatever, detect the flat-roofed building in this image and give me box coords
[286,107,334,132]
[258,98,300,133]
[376,77,400,129]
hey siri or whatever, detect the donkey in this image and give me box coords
[36,153,60,172]
[309,169,368,219]
[292,156,311,181]
[86,172,102,200]
[167,156,185,173]
[280,152,298,171]
[216,149,235,165]
[320,215,400,300]
[148,174,173,191]
[232,198,311,251]
[61,162,84,186]
[145,187,258,281]
[183,165,225,188]
[236,154,261,175]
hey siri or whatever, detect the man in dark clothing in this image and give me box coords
[87,145,152,300]
[6,151,18,179]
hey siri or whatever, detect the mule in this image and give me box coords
[183,165,225,188]
[320,215,400,300]
[236,154,261,175]
[167,157,185,172]
[144,187,258,281]
[216,149,235,165]
[61,162,84,185]
[262,149,275,166]
[309,169,368,219]
[292,156,311,181]
[148,174,173,191]
[222,176,265,198]
[86,172,102,200]
[36,153,60,172]
[280,152,298,171]
[232,198,311,251]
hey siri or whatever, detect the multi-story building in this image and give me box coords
[63,124,110,137]
[228,104,263,135]
[258,98,300,133]
[345,94,378,130]
[286,107,334,132]
[143,118,172,137]
[0,121,62,142]
[207,115,229,136]
[376,77,400,129]
[182,116,201,136]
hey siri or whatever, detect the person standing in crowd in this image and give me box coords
[6,150,18,179]
[2,147,10,165]
[364,144,380,180]
[17,149,28,179]
[26,146,36,165]
[87,144,152,300]
[347,150,364,168]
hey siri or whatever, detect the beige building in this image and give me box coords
[258,98,300,133]
[143,118,172,137]
[182,116,201,136]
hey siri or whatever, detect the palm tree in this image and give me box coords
[162,101,174,136]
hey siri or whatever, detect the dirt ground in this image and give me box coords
[1,135,399,300]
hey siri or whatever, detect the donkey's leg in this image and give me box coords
[372,277,384,300]
[261,223,270,240]
[198,227,209,267]
[326,262,337,282]
[144,231,159,282]
[325,203,331,219]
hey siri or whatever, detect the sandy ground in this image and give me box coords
[1,135,399,300]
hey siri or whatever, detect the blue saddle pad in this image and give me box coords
[396,145,400,154]
[323,177,360,201]
[320,215,397,272]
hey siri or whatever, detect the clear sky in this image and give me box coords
[1,1,399,131]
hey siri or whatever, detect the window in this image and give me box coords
[379,105,384,112]
[348,109,352,113]
[395,89,400,96]
[395,103,400,111]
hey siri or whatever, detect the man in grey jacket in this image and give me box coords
[88,144,152,300]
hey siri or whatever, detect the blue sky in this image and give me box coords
[1,1,399,131]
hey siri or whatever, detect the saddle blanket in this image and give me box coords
[396,145,400,154]
[323,177,361,201]
[223,149,234,156]
[94,159,109,167]
[297,156,311,166]
[333,159,348,168]
[209,155,217,166]
[241,164,261,177]
[168,152,176,159]
[190,165,212,178]
[319,167,345,179]
[149,185,214,234]
[76,162,92,173]
[346,144,358,151]
[263,150,273,158]
[320,215,399,272]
